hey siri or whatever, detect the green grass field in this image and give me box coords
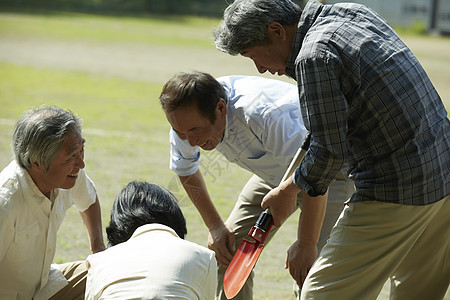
[0,10,449,299]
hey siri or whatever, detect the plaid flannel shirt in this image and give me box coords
[286,1,449,205]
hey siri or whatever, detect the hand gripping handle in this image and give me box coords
[251,133,312,241]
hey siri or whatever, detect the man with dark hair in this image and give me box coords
[106,181,188,246]
[0,106,105,299]
[214,0,450,299]
[160,71,354,299]
[85,181,217,300]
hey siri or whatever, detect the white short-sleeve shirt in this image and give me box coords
[0,160,97,299]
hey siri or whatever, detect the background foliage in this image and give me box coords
[0,0,304,16]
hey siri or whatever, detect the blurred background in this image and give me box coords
[1,0,450,35]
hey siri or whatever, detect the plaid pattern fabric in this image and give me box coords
[286,1,449,205]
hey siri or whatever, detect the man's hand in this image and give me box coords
[287,190,328,286]
[261,177,300,226]
[208,223,235,266]
[285,240,318,287]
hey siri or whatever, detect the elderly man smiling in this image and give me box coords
[0,106,105,300]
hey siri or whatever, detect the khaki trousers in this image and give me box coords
[301,195,450,300]
[216,172,355,300]
[50,261,87,300]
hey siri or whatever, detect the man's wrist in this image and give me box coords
[296,238,318,247]
[207,218,226,231]
[281,177,302,195]
[91,239,106,253]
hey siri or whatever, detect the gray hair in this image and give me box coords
[213,0,302,55]
[12,106,82,171]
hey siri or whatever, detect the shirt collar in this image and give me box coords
[12,160,52,208]
[285,0,324,78]
[130,223,181,240]
[216,94,233,152]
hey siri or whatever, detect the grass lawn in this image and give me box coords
[0,10,449,299]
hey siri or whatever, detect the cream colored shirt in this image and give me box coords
[0,160,97,299]
[85,224,217,300]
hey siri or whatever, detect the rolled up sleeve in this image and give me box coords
[169,129,201,177]
[293,53,348,196]
[70,169,97,212]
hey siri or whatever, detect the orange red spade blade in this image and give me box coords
[223,209,273,299]
[223,239,264,299]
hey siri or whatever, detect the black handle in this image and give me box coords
[255,208,273,231]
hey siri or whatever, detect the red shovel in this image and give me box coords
[223,134,311,299]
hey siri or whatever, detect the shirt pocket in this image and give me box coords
[7,221,41,262]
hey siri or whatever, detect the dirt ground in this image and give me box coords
[0,22,449,299]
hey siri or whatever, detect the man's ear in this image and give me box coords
[30,161,45,172]
[217,98,227,118]
[268,22,287,42]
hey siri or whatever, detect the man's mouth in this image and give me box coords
[68,172,79,178]
[201,141,216,150]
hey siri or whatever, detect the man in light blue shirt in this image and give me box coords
[160,71,354,300]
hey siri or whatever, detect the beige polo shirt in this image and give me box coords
[85,224,217,300]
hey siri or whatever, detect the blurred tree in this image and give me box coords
[0,0,306,16]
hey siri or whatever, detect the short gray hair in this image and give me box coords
[12,106,82,171]
[213,0,302,55]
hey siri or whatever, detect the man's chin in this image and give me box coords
[200,143,216,151]
[61,178,77,190]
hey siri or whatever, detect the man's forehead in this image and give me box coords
[169,108,211,131]
[61,131,84,153]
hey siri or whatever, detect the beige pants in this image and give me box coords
[301,195,450,300]
[216,172,355,300]
[50,261,87,300]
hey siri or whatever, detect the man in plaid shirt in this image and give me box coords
[214,0,449,299]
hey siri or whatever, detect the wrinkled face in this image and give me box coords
[166,100,227,151]
[240,43,288,76]
[33,130,86,197]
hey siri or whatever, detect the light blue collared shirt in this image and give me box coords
[169,75,308,186]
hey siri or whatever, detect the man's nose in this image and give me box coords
[75,152,85,169]
[255,62,267,74]
[186,134,200,147]
[187,137,198,147]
